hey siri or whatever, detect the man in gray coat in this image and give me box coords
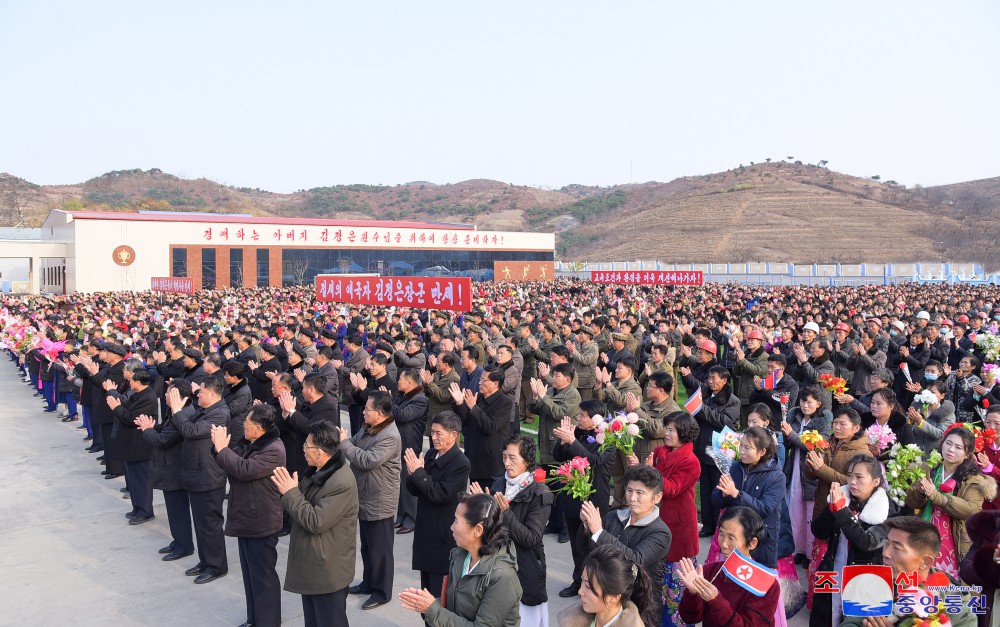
[334,391,401,611]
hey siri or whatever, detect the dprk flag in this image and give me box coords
[684,385,704,416]
[721,548,777,597]
[763,369,778,390]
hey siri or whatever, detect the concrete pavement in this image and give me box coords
[0,361,811,625]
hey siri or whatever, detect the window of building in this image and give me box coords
[172,248,187,277]
[202,248,216,290]
[230,248,243,288]
[256,249,269,287]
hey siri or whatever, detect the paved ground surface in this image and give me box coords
[0,361,812,626]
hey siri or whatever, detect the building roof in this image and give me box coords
[0,227,43,241]
[64,210,476,231]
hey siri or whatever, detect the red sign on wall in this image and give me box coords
[151,277,196,294]
[590,270,704,285]
[315,275,473,312]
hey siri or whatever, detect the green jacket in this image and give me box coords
[425,546,522,627]
[733,347,769,405]
[532,384,582,465]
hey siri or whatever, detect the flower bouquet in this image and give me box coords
[885,443,943,506]
[591,412,642,456]
[818,373,848,395]
[705,426,740,475]
[865,423,897,455]
[912,390,939,422]
[895,571,954,627]
[974,332,1000,363]
[545,456,596,501]
[799,430,831,452]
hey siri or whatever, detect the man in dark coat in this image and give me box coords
[247,343,281,404]
[336,334,370,434]
[87,343,128,479]
[404,411,470,600]
[749,353,800,424]
[182,348,209,385]
[222,361,253,442]
[74,341,102,450]
[277,373,340,476]
[212,404,286,627]
[108,368,158,523]
[392,370,429,533]
[137,379,194,561]
[168,376,230,584]
[449,368,512,489]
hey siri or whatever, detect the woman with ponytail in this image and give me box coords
[557,544,654,627]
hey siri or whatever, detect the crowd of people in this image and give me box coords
[3,278,1000,627]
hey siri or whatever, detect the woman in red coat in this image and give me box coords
[651,411,701,627]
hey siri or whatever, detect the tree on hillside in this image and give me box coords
[786,156,794,161]
[818,160,828,168]
[871,175,881,181]
[765,158,772,163]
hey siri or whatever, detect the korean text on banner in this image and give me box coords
[315,275,472,312]
[151,277,195,294]
[590,271,704,286]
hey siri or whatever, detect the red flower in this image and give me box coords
[984,399,991,410]
[533,468,547,483]
[924,571,951,588]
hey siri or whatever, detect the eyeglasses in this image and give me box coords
[303,445,322,451]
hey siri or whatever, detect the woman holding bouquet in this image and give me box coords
[860,388,914,455]
[781,388,832,564]
[712,426,786,568]
[905,425,998,578]
[472,434,553,626]
[907,379,956,455]
[651,411,701,627]
[809,454,895,627]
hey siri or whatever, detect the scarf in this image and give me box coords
[504,470,533,501]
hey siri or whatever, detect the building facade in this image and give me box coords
[33,210,555,294]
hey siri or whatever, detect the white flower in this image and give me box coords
[626,424,640,436]
[626,412,639,424]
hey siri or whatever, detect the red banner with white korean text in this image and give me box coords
[590,270,704,286]
[315,275,473,312]
[151,277,196,294]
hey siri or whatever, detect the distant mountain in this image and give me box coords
[1,164,997,265]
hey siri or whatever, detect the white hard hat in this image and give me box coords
[916,311,930,320]
[803,322,820,333]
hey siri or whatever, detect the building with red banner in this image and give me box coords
[29,210,555,294]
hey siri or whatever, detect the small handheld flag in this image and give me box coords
[684,386,704,416]
[763,370,777,390]
[720,548,777,597]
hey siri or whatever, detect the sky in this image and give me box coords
[1,1,998,193]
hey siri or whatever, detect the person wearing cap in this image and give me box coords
[829,322,856,382]
[592,317,611,356]
[393,338,427,376]
[567,326,599,401]
[601,332,632,376]
[319,328,344,362]
[800,321,820,344]
[430,312,453,341]
[182,348,208,385]
[844,328,887,397]
[516,324,546,425]
[914,310,931,329]
[107,367,158,524]
[297,328,318,362]
[732,329,770,423]
[233,333,259,367]
[463,325,487,368]
[678,339,717,398]
[865,316,892,354]
[312,345,340,401]
[947,322,975,372]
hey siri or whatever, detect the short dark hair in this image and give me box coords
[884,516,941,556]
[222,360,246,378]
[742,426,777,463]
[308,421,342,454]
[367,390,393,416]
[439,352,457,368]
[432,410,462,433]
[798,386,824,405]
[552,363,575,379]
[618,355,638,373]
[719,506,765,545]
[649,370,673,393]
[707,365,730,381]
[663,411,699,444]
[623,465,663,495]
[317,345,334,360]
[371,352,389,367]
[204,353,222,368]
[131,369,152,385]
[834,407,862,426]
[302,373,327,395]
[462,346,479,362]
[200,376,225,397]
[248,403,277,432]
[502,434,537,470]
[346,333,363,347]
[483,368,503,385]
[549,345,571,360]
[579,399,606,418]
[767,353,787,368]
[170,378,194,403]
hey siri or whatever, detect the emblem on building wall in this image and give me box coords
[112,245,136,267]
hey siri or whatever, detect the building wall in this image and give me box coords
[66,213,555,293]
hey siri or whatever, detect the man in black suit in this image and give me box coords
[277,373,340,475]
[168,376,230,584]
[85,343,128,479]
[448,368,511,489]
[107,368,159,524]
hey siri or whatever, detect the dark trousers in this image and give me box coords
[348,404,364,435]
[100,424,123,474]
[123,460,153,519]
[163,489,194,555]
[301,587,348,627]
[397,451,418,528]
[189,487,228,575]
[81,404,93,438]
[699,464,722,534]
[358,517,394,603]
[42,379,57,410]
[238,535,281,627]
[420,571,446,599]
[566,513,585,586]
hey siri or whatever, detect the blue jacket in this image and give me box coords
[712,455,786,568]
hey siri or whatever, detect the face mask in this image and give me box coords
[889,330,899,337]
[925,373,938,381]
